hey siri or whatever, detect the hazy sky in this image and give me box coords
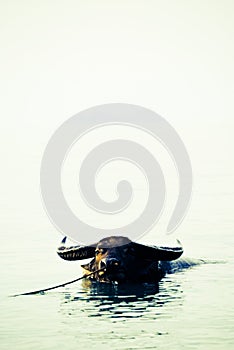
[1,1,233,249]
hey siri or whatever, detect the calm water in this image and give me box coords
[1,229,234,350]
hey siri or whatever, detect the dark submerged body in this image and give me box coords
[57,236,189,284]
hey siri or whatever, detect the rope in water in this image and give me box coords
[10,268,106,297]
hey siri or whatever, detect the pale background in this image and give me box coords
[1,0,233,251]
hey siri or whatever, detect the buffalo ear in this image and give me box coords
[81,262,91,271]
[81,260,94,274]
[57,237,96,261]
[132,242,183,261]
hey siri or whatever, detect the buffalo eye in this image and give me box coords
[95,248,107,255]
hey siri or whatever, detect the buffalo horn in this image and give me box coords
[132,241,183,261]
[57,237,96,261]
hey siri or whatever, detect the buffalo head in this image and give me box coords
[57,236,183,283]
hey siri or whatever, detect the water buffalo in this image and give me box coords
[57,236,184,284]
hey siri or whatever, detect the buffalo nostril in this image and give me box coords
[106,258,120,270]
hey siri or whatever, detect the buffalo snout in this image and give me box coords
[100,257,121,271]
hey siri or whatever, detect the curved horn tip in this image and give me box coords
[61,236,67,244]
[176,239,182,246]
